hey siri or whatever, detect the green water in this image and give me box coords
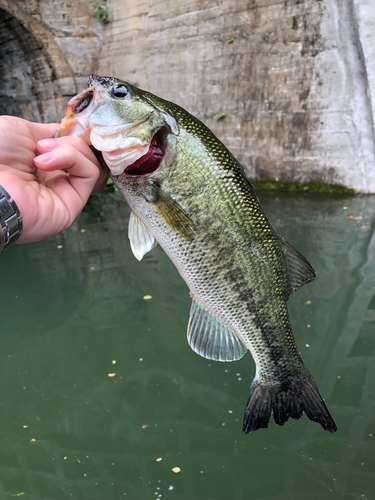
[1,192,375,500]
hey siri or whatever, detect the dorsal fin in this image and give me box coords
[187,298,247,362]
[279,236,316,300]
[128,211,157,261]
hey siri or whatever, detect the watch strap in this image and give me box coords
[0,185,23,253]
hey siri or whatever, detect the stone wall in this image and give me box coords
[2,0,375,192]
[99,0,375,193]
[0,0,102,122]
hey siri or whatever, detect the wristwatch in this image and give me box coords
[0,185,23,253]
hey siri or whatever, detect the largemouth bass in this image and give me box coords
[57,75,337,434]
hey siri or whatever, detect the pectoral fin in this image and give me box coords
[187,298,247,362]
[147,184,196,241]
[128,211,157,261]
[279,236,316,300]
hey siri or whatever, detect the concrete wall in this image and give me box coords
[99,0,375,193]
[0,0,102,122]
[2,0,375,192]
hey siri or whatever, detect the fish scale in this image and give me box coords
[56,74,337,434]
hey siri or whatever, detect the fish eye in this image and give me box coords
[112,85,128,99]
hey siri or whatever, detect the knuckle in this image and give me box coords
[62,135,87,149]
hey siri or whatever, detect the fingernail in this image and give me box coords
[38,138,62,150]
[35,151,54,163]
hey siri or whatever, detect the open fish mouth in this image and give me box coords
[122,131,165,176]
[56,77,171,177]
[94,127,166,177]
[70,87,94,114]
[59,88,165,177]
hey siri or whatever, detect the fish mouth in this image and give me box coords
[121,129,166,176]
[70,88,94,114]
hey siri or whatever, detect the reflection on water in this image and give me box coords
[1,192,375,500]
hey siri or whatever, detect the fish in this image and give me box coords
[56,74,337,434]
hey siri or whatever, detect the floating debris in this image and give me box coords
[305,300,311,305]
[57,245,63,249]
[156,457,162,462]
[108,373,116,377]
[112,360,116,364]
[143,295,152,300]
[141,424,149,429]
[172,467,181,473]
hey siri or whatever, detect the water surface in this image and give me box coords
[1,191,375,500]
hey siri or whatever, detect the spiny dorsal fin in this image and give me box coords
[279,236,316,300]
[150,185,196,241]
[128,211,157,261]
[187,298,247,362]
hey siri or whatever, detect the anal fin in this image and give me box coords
[187,298,247,362]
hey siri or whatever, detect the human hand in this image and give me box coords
[0,116,108,244]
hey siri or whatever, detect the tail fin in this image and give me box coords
[242,370,337,434]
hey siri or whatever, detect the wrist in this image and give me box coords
[0,185,23,253]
